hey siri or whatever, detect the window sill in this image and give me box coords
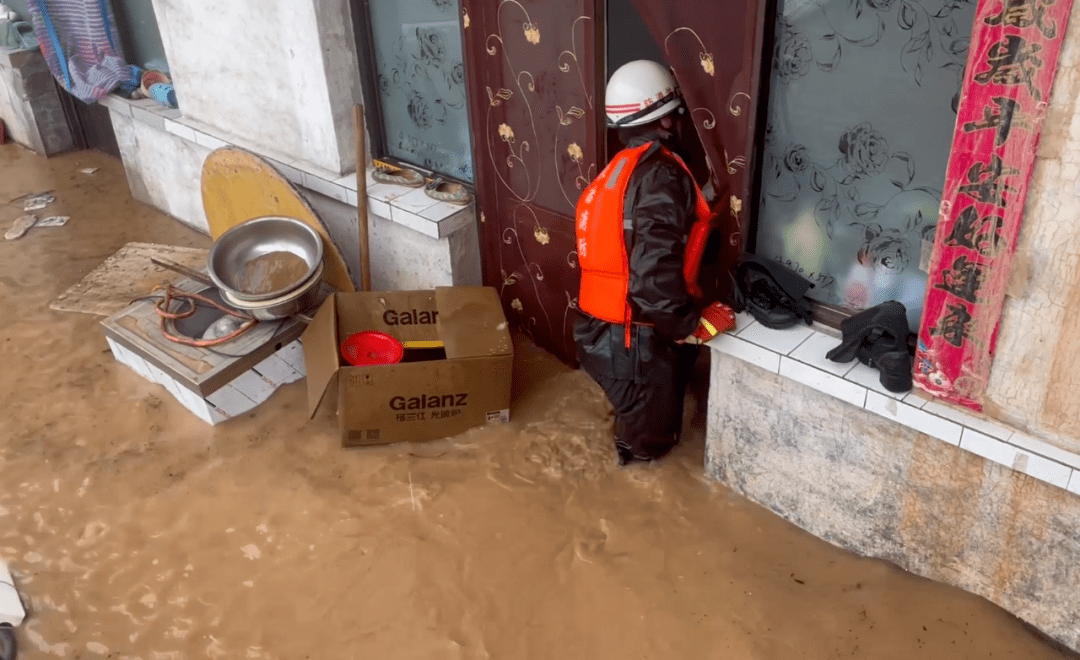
[707,315,1080,496]
[99,94,474,240]
[0,46,43,67]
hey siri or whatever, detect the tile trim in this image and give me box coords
[103,93,476,240]
[706,323,1080,495]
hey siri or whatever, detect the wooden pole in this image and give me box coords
[354,104,372,291]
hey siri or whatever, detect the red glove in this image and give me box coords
[691,302,736,342]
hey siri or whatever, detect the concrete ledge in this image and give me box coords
[706,316,1080,494]
[101,94,481,292]
[100,94,474,241]
[706,351,1080,653]
[0,46,75,155]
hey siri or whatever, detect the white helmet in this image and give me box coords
[605,60,682,127]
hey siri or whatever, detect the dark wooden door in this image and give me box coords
[461,0,601,363]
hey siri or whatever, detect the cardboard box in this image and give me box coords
[303,287,514,446]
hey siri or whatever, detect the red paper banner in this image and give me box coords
[914,0,1074,410]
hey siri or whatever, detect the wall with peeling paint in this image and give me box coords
[706,353,1080,652]
[148,0,362,174]
[984,7,1080,453]
[704,9,1080,650]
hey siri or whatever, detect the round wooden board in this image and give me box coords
[201,147,355,292]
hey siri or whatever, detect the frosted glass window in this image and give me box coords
[756,0,976,331]
[368,0,473,182]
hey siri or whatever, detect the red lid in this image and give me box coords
[340,331,404,366]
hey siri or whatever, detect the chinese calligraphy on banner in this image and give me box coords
[915,0,1074,410]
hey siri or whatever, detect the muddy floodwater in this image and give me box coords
[0,144,1073,659]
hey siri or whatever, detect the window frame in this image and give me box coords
[349,0,474,185]
[747,0,859,331]
[743,0,963,336]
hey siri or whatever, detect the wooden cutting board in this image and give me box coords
[201,147,355,292]
[50,242,209,316]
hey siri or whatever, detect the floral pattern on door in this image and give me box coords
[462,0,598,362]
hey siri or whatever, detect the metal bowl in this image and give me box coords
[208,216,324,302]
[221,263,324,321]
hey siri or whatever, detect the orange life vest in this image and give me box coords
[576,142,715,344]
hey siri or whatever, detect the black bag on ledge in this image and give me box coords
[734,255,815,329]
[826,300,913,393]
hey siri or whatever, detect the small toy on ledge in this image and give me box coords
[140,69,177,109]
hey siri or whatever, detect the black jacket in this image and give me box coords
[575,127,701,379]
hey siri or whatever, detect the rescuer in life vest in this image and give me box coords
[575,59,733,466]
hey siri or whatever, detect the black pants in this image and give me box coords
[576,317,699,464]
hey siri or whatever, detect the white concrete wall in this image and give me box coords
[983,7,1080,453]
[148,0,362,174]
[106,0,482,291]
[311,0,368,171]
[0,48,74,155]
[706,352,1080,653]
[305,191,481,291]
[0,51,37,148]
[700,13,1080,649]
[111,109,211,230]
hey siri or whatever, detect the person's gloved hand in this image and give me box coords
[682,302,736,344]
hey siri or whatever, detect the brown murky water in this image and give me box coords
[236,251,310,296]
[0,144,1073,659]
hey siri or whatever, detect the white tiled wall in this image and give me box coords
[779,357,867,409]
[107,337,306,426]
[865,391,963,446]
[99,94,474,242]
[707,317,1080,495]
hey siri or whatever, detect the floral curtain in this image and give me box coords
[756,0,978,332]
[629,0,772,302]
[460,0,770,363]
[461,0,598,362]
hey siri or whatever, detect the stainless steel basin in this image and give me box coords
[207,216,324,302]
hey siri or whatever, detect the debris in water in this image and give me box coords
[79,168,99,175]
[4,215,36,241]
[241,544,260,560]
[202,315,246,341]
[6,189,52,204]
[23,195,55,212]
[36,216,70,228]
[86,641,109,654]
